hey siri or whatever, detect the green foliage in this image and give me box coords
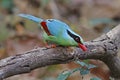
[0,26,9,42]
[57,70,72,80]
[47,65,59,71]
[76,60,96,69]
[80,68,89,75]
[0,0,14,9]
[57,68,80,80]
[41,0,50,7]
[57,60,100,80]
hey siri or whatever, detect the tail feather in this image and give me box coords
[18,14,43,23]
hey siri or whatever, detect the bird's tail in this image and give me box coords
[18,14,43,23]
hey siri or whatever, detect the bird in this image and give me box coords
[18,14,87,51]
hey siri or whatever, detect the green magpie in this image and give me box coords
[18,14,87,51]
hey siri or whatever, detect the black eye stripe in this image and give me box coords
[67,30,81,43]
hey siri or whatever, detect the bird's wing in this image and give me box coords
[18,14,43,23]
[44,19,70,37]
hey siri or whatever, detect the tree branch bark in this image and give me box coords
[0,25,120,80]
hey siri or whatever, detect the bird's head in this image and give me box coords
[67,30,87,51]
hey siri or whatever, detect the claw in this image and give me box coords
[45,44,56,49]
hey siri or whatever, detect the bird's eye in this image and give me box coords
[75,37,78,40]
[67,30,81,43]
[48,19,54,22]
[75,37,80,42]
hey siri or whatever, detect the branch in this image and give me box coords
[0,25,120,80]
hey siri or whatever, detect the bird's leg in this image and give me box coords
[51,44,57,48]
[45,43,57,49]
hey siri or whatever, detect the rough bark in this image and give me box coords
[0,25,120,80]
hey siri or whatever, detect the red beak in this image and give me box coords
[78,43,87,51]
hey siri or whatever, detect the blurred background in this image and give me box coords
[0,0,120,80]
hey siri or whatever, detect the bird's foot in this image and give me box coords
[45,44,57,49]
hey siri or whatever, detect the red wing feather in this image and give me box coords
[40,21,52,36]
